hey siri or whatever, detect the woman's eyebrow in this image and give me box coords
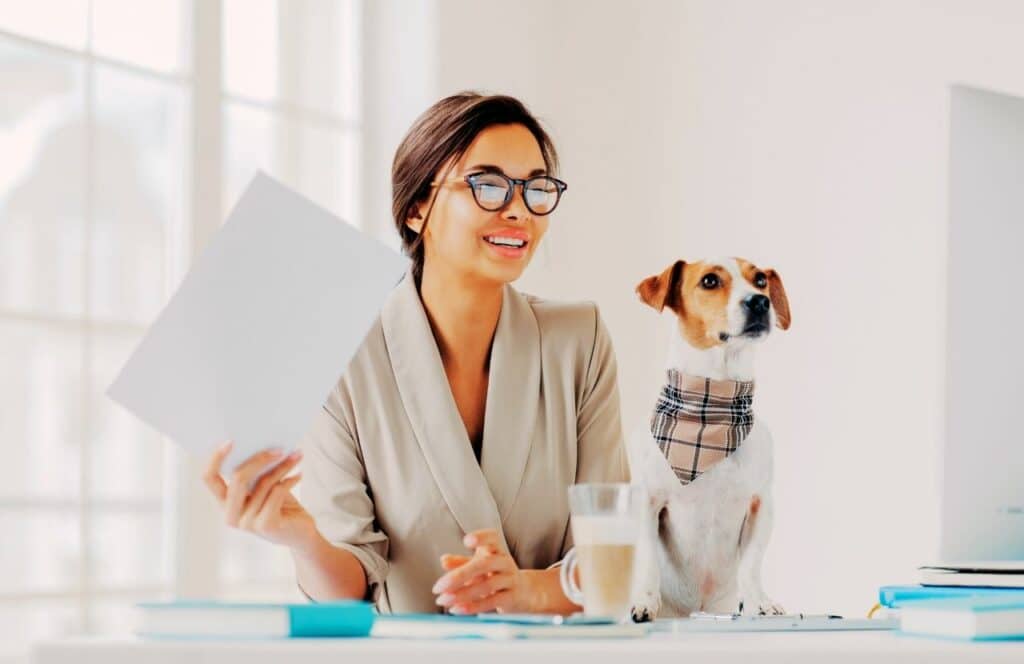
[467,163,548,177]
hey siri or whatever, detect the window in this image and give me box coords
[0,0,361,655]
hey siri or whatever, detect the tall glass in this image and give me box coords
[559,483,646,622]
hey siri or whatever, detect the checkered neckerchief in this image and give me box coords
[650,369,755,485]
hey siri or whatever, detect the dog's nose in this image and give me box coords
[743,294,771,314]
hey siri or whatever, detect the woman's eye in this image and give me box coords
[701,274,719,289]
[477,184,507,202]
[754,273,768,289]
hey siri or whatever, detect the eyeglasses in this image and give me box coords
[432,171,568,216]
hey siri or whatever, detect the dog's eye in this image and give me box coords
[701,274,719,289]
[754,272,768,289]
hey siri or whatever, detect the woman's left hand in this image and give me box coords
[432,529,532,615]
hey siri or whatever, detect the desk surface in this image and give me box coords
[31,631,1024,664]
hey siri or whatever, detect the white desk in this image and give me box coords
[30,632,1023,664]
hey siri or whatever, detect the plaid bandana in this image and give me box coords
[650,369,755,485]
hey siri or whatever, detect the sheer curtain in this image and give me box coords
[0,0,361,657]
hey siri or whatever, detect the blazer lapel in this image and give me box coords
[480,285,541,526]
[380,273,505,541]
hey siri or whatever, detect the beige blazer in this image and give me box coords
[298,273,628,613]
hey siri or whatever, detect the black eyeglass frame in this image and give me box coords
[461,172,568,216]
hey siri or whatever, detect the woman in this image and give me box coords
[201,92,628,615]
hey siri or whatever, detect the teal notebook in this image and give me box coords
[371,613,648,639]
[134,600,375,638]
[879,585,1024,609]
[899,597,1024,641]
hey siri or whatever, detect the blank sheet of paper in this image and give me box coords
[108,172,409,472]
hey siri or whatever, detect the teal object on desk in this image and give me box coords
[879,585,1024,609]
[288,602,375,637]
[371,613,648,639]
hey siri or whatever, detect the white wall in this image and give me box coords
[419,0,1024,616]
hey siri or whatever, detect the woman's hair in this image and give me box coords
[391,92,559,282]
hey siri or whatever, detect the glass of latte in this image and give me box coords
[559,483,646,622]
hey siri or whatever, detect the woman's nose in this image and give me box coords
[501,185,531,222]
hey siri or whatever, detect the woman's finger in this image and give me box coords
[238,450,302,528]
[201,441,233,503]
[223,448,285,527]
[440,554,471,571]
[450,588,513,616]
[463,529,503,554]
[254,474,302,530]
[432,552,511,594]
[438,570,514,608]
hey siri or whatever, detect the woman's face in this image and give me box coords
[407,123,551,287]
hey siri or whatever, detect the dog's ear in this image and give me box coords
[766,268,791,330]
[636,260,685,313]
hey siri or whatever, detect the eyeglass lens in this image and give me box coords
[470,173,562,214]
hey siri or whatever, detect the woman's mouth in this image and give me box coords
[483,234,529,258]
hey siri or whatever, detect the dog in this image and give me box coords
[626,257,791,621]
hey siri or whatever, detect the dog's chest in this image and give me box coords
[660,422,772,604]
[679,470,760,555]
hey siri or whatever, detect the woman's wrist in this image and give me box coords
[519,567,579,615]
[289,527,370,602]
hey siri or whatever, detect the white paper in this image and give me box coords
[107,172,409,472]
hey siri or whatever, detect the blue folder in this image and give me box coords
[879,584,1024,608]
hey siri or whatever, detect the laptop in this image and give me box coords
[940,85,1024,564]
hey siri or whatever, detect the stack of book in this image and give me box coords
[880,560,1024,640]
[133,600,376,639]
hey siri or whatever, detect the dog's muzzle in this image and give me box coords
[740,294,771,336]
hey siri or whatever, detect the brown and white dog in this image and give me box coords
[627,257,791,621]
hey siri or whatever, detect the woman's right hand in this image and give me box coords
[202,441,318,550]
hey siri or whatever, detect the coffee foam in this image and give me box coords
[571,515,639,545]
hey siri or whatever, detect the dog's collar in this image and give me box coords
[650,369,755,485]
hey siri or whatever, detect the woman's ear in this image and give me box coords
[405,205,424,234]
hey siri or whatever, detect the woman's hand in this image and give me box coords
[201,441,317,550]
[431,529,534,615]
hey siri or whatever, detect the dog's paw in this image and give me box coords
[630,590,661,623]
[630,604,656,623]
[738,596,785,616]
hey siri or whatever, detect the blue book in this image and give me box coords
[899,597,1024,640]
[134,600,375,639]
[878,584,1024,608]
